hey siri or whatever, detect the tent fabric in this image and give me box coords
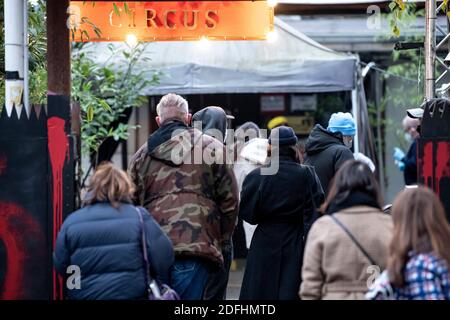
[78,17,357,95]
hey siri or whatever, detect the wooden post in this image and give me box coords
[46,0,74,300]
[47,0,70,96]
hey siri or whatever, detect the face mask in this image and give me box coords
[404,132,413,143]
[343,137,353,148]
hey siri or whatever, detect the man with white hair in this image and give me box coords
[129,93,239,300]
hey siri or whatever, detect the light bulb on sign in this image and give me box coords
[267,0,278,7]
[125,34,138,47]
[266,31,277,43]
[198,36,210,49]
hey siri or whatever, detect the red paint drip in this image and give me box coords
[422,142,434,189]
[435,142,450,195]
[47,117,69,300]
[0,202,45,299]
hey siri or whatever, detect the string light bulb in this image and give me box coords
[198,36,210,49]
[267,0,278,8]
[266,31,277,43]
[125,34,138,47]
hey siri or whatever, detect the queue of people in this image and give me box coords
[53,93,450,300]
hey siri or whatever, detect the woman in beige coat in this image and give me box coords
[300,160,393,300]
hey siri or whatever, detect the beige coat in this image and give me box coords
[300,206,393,300]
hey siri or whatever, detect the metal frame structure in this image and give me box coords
[425,0,450,99]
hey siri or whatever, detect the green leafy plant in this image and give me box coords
[388,0,450,37]
[72,42,159,157]
[71,2,133,41]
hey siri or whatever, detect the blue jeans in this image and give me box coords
[170,258,210,300]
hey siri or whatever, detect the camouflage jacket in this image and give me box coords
[129,124,239,265]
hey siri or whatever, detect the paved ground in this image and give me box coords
[226,259,246,300]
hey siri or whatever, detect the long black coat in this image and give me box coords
[238,155,324,300]
[403,140,417,185]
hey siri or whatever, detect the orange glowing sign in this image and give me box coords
[68,1,274,42]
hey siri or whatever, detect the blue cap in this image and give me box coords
[327,112,356,136]
[269,126,298,146]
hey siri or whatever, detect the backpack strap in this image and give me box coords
[329,214,378,267]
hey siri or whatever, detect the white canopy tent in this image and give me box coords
[78,17,371,155]
[79,17,358,95]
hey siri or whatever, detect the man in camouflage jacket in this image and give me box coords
[128,94,239,300]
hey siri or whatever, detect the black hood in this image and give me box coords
[147,120,188,154]
[147,119,203,167]
[305,124,346,155]
[191,107,227,142]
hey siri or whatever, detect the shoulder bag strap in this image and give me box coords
[135,207,153,284]
[329,214,378,266]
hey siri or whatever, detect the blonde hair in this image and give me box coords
[156,93,189,123]
[84,162,135,208]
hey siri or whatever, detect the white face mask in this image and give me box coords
[343,136,353,148]
[404,132,413,143]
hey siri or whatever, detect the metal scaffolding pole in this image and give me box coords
[425,0,436,100]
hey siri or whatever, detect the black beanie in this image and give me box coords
[269,126,298,146]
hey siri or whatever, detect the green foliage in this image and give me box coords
[369,1,428,149]
[1,0,159,160]
[28,0,47,71]
[72,43,159,156]
[71,2,133,41]
[383,1,424,38]
[29,64,47,104]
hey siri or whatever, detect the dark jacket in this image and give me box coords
[239,154,324,300]
[192,107,233,300]
[403,140,417,185]
[53,203,174,300]
[305,124,354,195]
[129,120,239,265]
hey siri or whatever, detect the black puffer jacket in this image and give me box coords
[53,203,174,300]
[305,124,354,195]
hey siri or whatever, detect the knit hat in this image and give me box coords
[327,112,356,136]
[268,126,298,146]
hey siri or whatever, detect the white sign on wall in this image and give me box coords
[261,95,285,113]
[291,94,317,112]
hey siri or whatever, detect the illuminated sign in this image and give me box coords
[68,1,275,42]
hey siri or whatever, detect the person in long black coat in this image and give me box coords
[239,126,324,300]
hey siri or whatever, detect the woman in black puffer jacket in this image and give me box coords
[53,162,174,300]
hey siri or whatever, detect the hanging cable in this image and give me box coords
[359,61,418,83]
